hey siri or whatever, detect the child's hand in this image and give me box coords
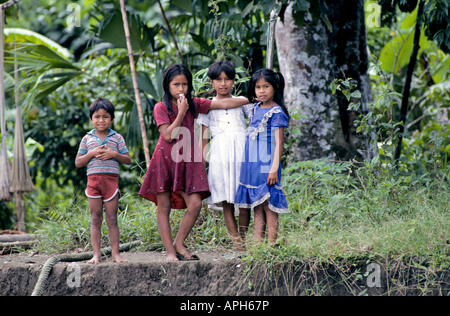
[267,172,278,186]
[95,145,116,160]
[177,94,188,115]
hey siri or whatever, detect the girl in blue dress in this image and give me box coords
[235,68,290,244]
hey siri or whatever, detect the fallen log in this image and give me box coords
[0,234,36,243]
[0,240,36,254]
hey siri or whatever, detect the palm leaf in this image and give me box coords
[4,28,72,59]
[4,43,82,111]
[97,10,154,52]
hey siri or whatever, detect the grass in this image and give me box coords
[33,159,449,271]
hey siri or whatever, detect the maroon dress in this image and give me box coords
[139,98,212,209]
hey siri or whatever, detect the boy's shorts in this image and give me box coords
[85,174,119,202]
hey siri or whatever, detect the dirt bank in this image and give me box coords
[1,250,448,296]
[1,250,250,296]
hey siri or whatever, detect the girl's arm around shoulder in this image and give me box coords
[210,97,249,110]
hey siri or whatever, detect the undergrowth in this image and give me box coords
[30,157,449,295]
[34,158,449,271]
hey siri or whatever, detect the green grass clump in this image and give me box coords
[34,159,449,271]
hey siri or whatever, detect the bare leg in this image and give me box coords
[264,203,279,245]
[174,191,202,258]
[88,198,103,264]
[238,208,250,239]
[253,204,266,242]
[223,202,245,252]
[156,192,178,262]
[104,194,128,262]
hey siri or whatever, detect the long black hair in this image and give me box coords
[162,64,196,117]
[248,68,290,120]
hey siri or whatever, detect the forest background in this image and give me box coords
[0,0,448,291]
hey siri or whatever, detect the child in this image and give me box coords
[75,98,132,263]
[197,60,251,252]
[139,64,249,261]
[235,68,290,244]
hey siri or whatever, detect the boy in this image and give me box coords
[76,98,132,263]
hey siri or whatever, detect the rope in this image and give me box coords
[31,240,142,296]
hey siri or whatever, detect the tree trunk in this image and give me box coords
[276,0,373,162]
[15,192,25,232]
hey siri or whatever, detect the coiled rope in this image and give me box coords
[31,240,141,296]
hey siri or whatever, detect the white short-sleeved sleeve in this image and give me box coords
[197,112,211,127]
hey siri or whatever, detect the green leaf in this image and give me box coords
[172,0,193,12]
[260,0,277,15]
[351,90,362,98]
[241,1,254,17]
[342,89,351,101]
[5,44,80,72]
[293,0,310,12]
[379,30,414,73]
[136,71,159,99]
[98,10,152,52]
[33,73,81,104]
[4,28,72,59]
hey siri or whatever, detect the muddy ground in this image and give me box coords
[0,242,450,296]
[1,250,251,296]
[1,248,449,296]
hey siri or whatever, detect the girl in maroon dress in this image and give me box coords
[139,64,249,261]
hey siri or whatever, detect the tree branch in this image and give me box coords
[157,0,183,64]
[394,0,425,162]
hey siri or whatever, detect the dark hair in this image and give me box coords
[162,64,196,117]
[248,68,290,120]
[207,60,236,80]
[89,98,115,120]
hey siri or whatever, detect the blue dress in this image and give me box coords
[235,103,289,213]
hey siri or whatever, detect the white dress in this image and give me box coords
[197,97,253,207]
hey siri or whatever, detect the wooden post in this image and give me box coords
[119,0,151,168]
[266,9,277,70]
[0,7,12,201]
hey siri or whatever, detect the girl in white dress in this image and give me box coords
[197,60,251,252]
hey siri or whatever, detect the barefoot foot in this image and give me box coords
[112,254,128,263]
[165,253,179,262]
[87,255,101,264]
